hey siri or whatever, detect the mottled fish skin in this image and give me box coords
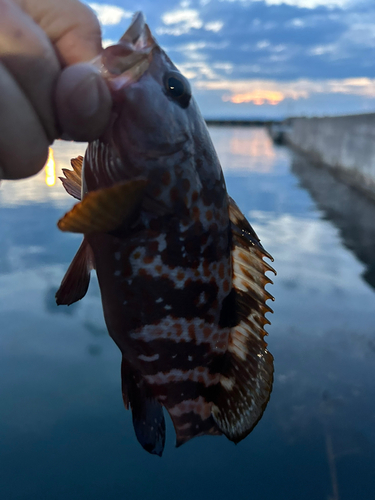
[85,124,232,446]
[57,12,274,455]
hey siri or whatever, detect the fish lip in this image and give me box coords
[93,11,156,90]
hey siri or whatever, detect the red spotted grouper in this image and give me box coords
[56,12,275,456]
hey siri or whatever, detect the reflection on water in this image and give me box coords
[45,148,57,187]
[210,126,283,173]
[0,141,85,207]
[291,152,375,289]
[0,129,375,500]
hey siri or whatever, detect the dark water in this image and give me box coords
[1,128,374,500]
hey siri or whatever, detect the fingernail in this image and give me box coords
[68,74,100,118]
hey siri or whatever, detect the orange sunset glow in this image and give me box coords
[223,90,285,105]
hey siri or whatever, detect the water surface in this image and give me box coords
[1,128,374,500]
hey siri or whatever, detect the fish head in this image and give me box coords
[94,12,212,178]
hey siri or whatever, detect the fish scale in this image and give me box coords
[56,12,275,456]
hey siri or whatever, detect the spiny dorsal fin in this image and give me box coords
[57,179,148,234]
[212,197,275,443]
[59,156,83,200]
[56,237,95,305]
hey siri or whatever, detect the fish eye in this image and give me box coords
[164,71,191,108]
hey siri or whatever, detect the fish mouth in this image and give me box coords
[95,12,155,90]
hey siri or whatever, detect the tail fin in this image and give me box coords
[121,360,166,457]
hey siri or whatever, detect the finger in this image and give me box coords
[55,63,112,142]
[14,0,102,64]
[0,62,49,180]
[0,0,60,142]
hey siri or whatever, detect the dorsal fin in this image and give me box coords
[59,156,83,200]
[212,197,275,443]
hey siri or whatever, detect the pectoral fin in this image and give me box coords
[57,179,148,234]
[56,237,95,306]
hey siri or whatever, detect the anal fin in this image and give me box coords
[56,237,95,305]
[122,360,166,457]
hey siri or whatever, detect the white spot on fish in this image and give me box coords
[115,252,121,260]
[164,305,172,310]
[220,376,235,390]
[145,368,218,386]
[188,356,193,361]
[114,270,121,276]
[172,354,177,359]
[198,291,206,306]
[156,297,163,303]
[155,234,167,252]
[138,353,160,362]
[130,316,228,352]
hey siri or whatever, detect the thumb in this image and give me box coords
[55,63,112,142]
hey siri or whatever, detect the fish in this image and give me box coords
[56,12,275,456]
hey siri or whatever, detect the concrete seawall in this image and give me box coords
[283,113,375,200]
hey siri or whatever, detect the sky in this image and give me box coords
[86,0,375,119]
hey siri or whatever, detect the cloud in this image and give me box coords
[257,40,271,49]
[178,61,220,79]
[84,0,375,116]
[195,77,375,105]
[223,90,285,105]
[102,38,116,48]
[218,0,354,8]
[309,43,337,55]
[264,0,352,7]
[157,8,224,35]
[205,21,224,32]
[157,9,203,35]
[162,9,202,25]
[340,15,375,48]
[88,3,132,26]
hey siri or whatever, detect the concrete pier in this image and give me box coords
[283,113,375,200]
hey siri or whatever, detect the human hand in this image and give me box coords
[0,0,112,179]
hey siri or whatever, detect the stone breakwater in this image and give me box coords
[282,113,375,201]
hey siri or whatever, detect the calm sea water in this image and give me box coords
[1,127,374,500]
